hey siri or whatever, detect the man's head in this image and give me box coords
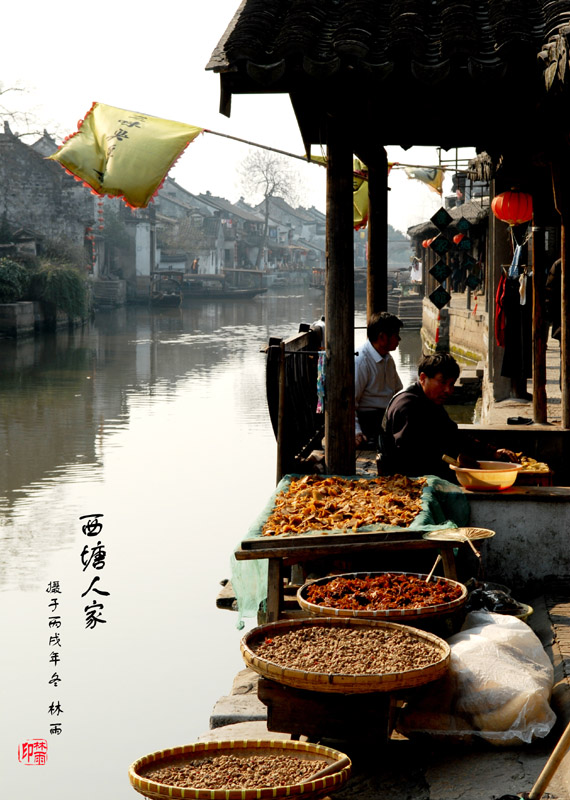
[367,312,403,356]
[417,352,460,404]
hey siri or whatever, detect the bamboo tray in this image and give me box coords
[297,571,467,622]
[516,469,554,487]
[241,617,450,694]
[129,739,351,800]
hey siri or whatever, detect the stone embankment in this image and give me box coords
[0,300,87,337]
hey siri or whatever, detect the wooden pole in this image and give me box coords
[367,149,388,318]
[325,120,355,475]
[562,218,570,428]
[531,170,550,424]
[276,340,286,483]
[551,160,570,428]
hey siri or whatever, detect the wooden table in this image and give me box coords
[257,677,397,741]
[235,529,460,622]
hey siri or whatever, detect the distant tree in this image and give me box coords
[0,213,13,244]
[0,258,31,303]
[387,224,412,267]
[158,214,208,260]
[238,148,301,268]
[0,83,45,139]
[42,236,90,270]
[30,264,88,318]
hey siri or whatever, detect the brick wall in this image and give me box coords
[0,127,95,247]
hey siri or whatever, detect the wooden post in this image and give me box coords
[562,219,570,428]
[367,149,388,318]
[325,121,355,475]
[531,170,550,424]
[276,340,286,483]
[551,160,570,428]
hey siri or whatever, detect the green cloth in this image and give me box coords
[231,474,470,628]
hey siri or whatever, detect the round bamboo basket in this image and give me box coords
[297,571,467,622]
[241,617,450,694]
[129,739,351,800]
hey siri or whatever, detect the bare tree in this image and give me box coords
[0,82,51,139]
[238,148,302,268]
[159,216,208,259]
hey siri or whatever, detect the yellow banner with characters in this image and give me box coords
[49,103,203,208]
[404,165,444,195]
[308,155,397,229]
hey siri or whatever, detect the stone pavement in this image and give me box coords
[487,336,562,426]
[448,288,562,427]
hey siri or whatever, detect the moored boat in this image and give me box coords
[182,275,267,300]
[150,272,182,307]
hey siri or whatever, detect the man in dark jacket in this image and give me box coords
[381,353,515,479]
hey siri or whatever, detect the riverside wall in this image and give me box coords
[421,296,488,366]
[0,301,87,338]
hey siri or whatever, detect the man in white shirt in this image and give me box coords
[355,312,403,447]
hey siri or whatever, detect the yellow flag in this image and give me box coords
[404,166,444,195]
[49,103,203,208]
[353,158,368,230]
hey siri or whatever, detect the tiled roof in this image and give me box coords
[407,199,489,238]
[197,193,263,221]
[209,1,551,81]
[208,1,569,152]
[262,195,316,221]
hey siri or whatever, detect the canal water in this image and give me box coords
[0,290,431,799]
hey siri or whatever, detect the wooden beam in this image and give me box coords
[367,149,388,318]
[325,120,355,475]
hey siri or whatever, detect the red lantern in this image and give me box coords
[491,190,533,225]
[453,233,464,244]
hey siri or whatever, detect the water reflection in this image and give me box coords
[0,291,438,800]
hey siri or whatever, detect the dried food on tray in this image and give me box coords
[252,625,442,675]
[140,754,330,789]
[241,618,451,693]
[515,453,551,473]
[302,573,463,612]
[261,474,427,537]
[130,739,351,800]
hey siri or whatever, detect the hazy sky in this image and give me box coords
[3,1,474,234]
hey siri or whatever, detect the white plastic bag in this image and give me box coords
[398,611,556,745]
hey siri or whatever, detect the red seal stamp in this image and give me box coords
[18,739,48,765]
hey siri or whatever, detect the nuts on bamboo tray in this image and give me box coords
[297,571,467,622]
[241,617,450,694]
[129,739,351,800]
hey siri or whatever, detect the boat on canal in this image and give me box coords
[182,273,267,300]
[151,269,267,302]
[150,272,183,307]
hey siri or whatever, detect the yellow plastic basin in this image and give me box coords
[449,460,522,491]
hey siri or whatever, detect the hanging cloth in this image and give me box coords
[495,271,507,347]
[519,269,528,306]
[508,244,522,279]
[316,351,326,413]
